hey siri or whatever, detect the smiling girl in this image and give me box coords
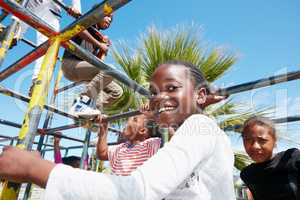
[0,61,235,200]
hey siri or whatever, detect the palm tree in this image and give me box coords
[106,25,256,169]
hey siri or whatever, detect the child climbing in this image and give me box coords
[62,13,123,118]
[96,107,161,176]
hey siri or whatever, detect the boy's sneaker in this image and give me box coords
[69,95,101,119]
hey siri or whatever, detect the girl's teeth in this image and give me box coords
[159,107,175,113]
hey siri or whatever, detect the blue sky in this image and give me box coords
[0,0,300,157]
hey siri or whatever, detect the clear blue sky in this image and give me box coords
[0,0,300,156]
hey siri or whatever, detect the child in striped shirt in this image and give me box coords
[96,113,161,176]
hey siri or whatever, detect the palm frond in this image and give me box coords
[103,86,140,116]
[234,151,252,170]
[219,107,272,132]
[112,44,145,84]
[205,99,237,117]
[199,49,237,82]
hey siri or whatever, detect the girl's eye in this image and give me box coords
[258,138,268,145]
[150,91,157,97]
[167,85,178,92]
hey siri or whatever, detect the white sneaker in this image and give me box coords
[69,95,101,119]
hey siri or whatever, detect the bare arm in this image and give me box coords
[246,188,254,200]
[78,30,109,57]
[96,117,109,160]
[53,132,62,164]
[0,146,55,188]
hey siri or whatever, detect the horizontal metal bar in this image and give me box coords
[273,116,300,124]
[0,117,84,143]
[106,110,141,122]
[20,37,37,48]
[108,127,122,134]
[44,123,80,133]
[55,81,85,94]
[0,41,49,81]
[223,115,300,132]
[0,118,22,128]
[46,132,84,143]
[217,70,300,96]
[0,134,17,140]
[0,85,79,120]
[0,85,145,125]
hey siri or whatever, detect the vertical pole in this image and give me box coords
[23,69,63,200]
[0,37,60,200]
[0,0,29,66]
[80,129,91,169]
[159,128,169,147]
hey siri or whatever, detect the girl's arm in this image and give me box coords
[96,117,109,160]
[246,188,254,200]
[53,133,62,164]
[0,115,226,199]
[45,115,221,199]
[78,30,109,56]
[68,0,81,18]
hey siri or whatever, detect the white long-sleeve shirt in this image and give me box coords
[44,114,235,200]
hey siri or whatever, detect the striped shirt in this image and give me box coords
[108,137,161,176]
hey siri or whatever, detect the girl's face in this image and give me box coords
[97,15,113,30]
[149,64,205,127]
[243,124,276,163]
[122,115,147,141]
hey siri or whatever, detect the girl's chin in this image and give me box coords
[156,115,183,127]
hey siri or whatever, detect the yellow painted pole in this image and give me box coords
[0,37,61,200]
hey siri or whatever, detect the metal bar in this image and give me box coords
[0,9,8,22]
[44,123,80,133]
[0,86,144,124]
[0,41,49,81]
[223,115,300,132]
[0,118,21,128]
[0,38,60,200]
[217,70,300,96]
[55,81,85,94]
[273,116,300,124]
[80,129,91,169]
[53,0,109,45]
[46,132,84,143]
[0,118,84,143]
[0,134,17,139]
[40,141,119,153]
[58,0,131,42]
[0,85,78,120]
[69,41,150,96]
[0,19,19,66]
[0,0,60,39]
[0,0,29,66]
[0,0,150,96]
[9,138,14,145]
[20,37,36,48]
[106,110,142,122]
[36,69,63,151]
[108,127,122,134]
